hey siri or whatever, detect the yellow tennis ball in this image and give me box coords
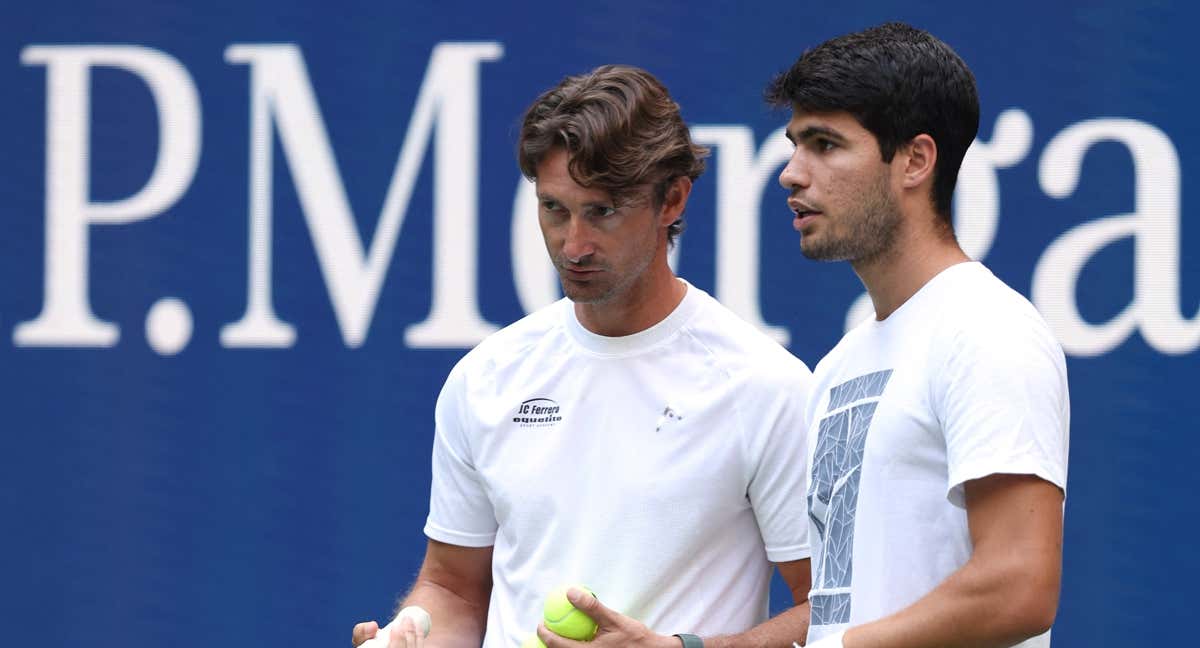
[543,585,598,641]
[520,633,547,648]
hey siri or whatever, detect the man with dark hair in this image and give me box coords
[767,23,1069,648]
[353,65,815,648]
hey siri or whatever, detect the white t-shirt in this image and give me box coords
[424,281,812,647]
[804,262,1069,648]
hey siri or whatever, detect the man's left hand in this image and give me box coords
[536,587,678,648]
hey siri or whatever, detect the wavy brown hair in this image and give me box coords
[518,65,709,245]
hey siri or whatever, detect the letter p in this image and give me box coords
[16,46,200,346]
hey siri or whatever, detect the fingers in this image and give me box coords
[537,623,587,648]
[566,587,615,626]
[352,621,379,647]
[387,616,422,648]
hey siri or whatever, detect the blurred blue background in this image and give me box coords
[1,1,1196,646]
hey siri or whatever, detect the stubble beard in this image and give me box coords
[554,206,664,306]
[556,241,658,306]
[800,172,901,264]
[559,270,615,304]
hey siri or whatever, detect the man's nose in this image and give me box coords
[561,216,596,263]
[778,150,811,191]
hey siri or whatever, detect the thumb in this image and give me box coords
[566,587,614,625]
[352,621,380,646]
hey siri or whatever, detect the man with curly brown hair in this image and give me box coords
[352,65,815,648]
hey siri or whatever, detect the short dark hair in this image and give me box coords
[765,22,979,223]
[518,64,709,245]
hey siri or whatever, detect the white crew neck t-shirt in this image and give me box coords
[424,281,813,647]
[804,262,1070,648]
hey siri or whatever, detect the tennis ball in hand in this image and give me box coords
[394,606,432,638]
[520,633,547,648]
[543,585,598,641]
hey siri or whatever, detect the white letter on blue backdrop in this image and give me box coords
[15,46,200,347]
[1034,119,1194,356]
[690,125,792,345]
[222,42,504,348]
[511,178,559,313]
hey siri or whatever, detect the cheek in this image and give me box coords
[538,218,563,246]
[815,171,847,210]
[823,167,874,210]
[610,214,659,254]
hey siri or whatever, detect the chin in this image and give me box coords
[800,240,849,263]
[560,281,612,305]
[798,238,825,260]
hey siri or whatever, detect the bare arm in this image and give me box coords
[537,559,812,648]
[705,558,812,648]
[353,539,493,648]
[832,474,1063,648]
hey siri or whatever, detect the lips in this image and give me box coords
[787,195,822,232]
[791,206,821,232]
[561,267,601,280]
[788,199,817,211]
[792,216,812,233]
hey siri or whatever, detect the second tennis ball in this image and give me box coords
[520,633,547,648]
[543,585,598,641]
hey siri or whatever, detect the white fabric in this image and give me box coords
[799,629,845,648]
[803,262,1069,648]
[424,281,813,647]
[359,607,431,648]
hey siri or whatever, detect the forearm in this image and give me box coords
[837,476,1064,648]
[705,600,811,648]
[397,577,490,648]
[839,556,1057,648]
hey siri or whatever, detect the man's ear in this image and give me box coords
[660,176,693,226]
[900,134,937,190]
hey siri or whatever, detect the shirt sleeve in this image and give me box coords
[423,362,498,547]
[743,360,814,563]
[936,306,1070,508]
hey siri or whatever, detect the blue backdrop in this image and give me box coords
[2,2,1195,647]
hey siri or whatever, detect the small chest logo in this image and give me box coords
[655,406,683,432]
[513,398,563,427]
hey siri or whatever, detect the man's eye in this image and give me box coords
[541,201,562,212]
[818,139,836,152]
[595,206,616,218]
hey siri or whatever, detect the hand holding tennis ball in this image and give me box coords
[353,606,431,648]
[520,633,547,648]
[533,586,670,647]
[394,606,432,638]
[543,585,599,640]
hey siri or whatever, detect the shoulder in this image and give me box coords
[938,264,1062,355]
[927,264,1068,394]
[446,299,570,389]
[680,286,813,390]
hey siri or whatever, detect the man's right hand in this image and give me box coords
[353,617,427,648]
[352,620,380,647]
[352,540,493,648]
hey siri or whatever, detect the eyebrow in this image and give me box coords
[535,193,612,208]
[785,125,847,145]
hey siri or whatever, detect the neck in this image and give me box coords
[574,260,685,337]
[852,216,969,321]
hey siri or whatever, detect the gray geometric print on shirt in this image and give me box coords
[811,592,852,626]
[809,369,893,627]
[828,369,894,411]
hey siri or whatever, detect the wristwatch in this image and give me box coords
[674,633,704,648]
